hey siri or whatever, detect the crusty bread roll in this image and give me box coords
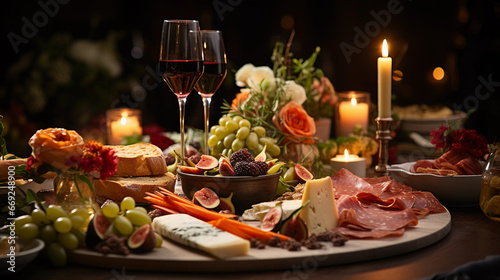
[107,143,167,177]
[93,172,175,203]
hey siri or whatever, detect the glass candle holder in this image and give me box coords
[106,108,142,145]
[335,91,370,137]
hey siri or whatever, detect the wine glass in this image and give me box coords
[194,30,227,155]
[159,20,204,161]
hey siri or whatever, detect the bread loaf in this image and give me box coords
[107,143,167,177]
[93,172,175,203]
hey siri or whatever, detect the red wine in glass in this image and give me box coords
[195,30,227,155]
[159,20,203,163]
[160,60,204,97]
[194,62,227,98]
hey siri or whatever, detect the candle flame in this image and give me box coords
[344,149,349,160]
[350,97,357,106]
[382,39,388,57]
[120,111,128,125]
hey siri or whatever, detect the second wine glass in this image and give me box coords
[194,30,227,155]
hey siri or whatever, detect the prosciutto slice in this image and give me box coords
[336,195,418,231]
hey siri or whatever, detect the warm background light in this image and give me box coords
[393,70,403,81]
[433,67,445,80]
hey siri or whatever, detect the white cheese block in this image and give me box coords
[299,177,339,235]
[152,214,250,259]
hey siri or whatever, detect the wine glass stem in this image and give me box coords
[202,96,212,155]
[177,96,187,160]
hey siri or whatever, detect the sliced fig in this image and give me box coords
[254,145,267,162]
[127,224,156,253]
[294,163,314,182]
[217,193,236,214]
[85,211,110,248]
[219,157,236,176]
[280,216,308,241]
[195,155,218,171]
[177,165,204,174]
[261,202,283,232]
[193,188,220,209]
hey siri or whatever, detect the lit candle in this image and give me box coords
[330,149,366,177]
[337,95,369,136]
[109,110,142,145]
[378,39,392,118]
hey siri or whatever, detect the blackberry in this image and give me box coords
[230,148,254,167]
[234,161,259,176]
[254,161,268,175]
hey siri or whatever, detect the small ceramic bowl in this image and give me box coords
[0,235,44,271]
[178,171,281,214]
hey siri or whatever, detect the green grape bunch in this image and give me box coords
[208,115,281,158]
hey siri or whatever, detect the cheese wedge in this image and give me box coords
[299,177,339,235]
[152,214,250,259]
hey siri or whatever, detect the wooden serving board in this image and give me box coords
[70,211,451,273]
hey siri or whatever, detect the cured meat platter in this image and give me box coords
[69,210,451,272]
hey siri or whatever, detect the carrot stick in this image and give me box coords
[145,190,237,221]
[208,218,290,242]
[151,204,180,215]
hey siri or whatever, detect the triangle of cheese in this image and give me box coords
[299,177,339,235]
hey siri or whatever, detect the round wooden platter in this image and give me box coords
[70,211,451,273]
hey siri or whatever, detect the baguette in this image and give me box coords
[107,143,167,177]
[93,172,175,203]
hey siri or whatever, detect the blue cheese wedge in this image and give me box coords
[152,214,250,259]
[299,177,339,235]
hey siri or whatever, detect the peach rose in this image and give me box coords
[273,101,316,144]
[29,128,84,171]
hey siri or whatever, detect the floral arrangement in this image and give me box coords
[229,42,336,148]
[21,128,118,195]
[430,125,489,159]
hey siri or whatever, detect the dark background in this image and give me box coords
[1,0,499,157]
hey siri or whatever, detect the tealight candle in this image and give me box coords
[330,149,366,177]
[335,91,370,137]
[106,108,142,145]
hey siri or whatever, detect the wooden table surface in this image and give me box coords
[12,206,500,280]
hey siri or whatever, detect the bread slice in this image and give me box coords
[107,143,167,177]
[93,172,175,203]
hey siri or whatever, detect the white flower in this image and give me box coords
[235,63,255,87]
[283,80,307,105]
[247,66,276,93]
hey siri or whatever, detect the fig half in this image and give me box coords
[294,163,314,182]
[218,193,236,214]
[195,155,218,171]
[260,202,283,232]
[193,188,220,209]
[127,224,156,253]
[85,211,110,248]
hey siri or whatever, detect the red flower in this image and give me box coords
[430,125,449,149]
[448,129,489,159]
[78,140,117,179]
[430,125,488,159]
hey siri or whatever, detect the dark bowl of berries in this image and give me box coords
[178,149,282,214]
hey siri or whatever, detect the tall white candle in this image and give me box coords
[377,39,392,118]
[338,96,369,136]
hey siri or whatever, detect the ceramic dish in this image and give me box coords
[388,162,482,206]
[398,111,467,134]
[0,235,44,272]
[178,171,281,214]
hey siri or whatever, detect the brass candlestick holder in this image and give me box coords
[375,117,393,176]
